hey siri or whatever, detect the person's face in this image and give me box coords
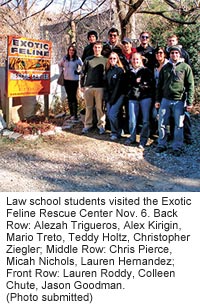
[155,50,165,61]
[68,47,75,57]
[131,55,142,68]
[108,54,118,67]
[93,44,102,56]
[140,33,149,46]
[88,34,96,43]
[109,32,118,45]
[122,42,132,53]
[170,50,180,63]
[167,37,178,46]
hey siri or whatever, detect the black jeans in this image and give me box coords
[64,80,79,117]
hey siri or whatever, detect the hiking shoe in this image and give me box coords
[155,146,167,153]
[99,127,105,135]
[125,138,135,146]
[82,127,90,134]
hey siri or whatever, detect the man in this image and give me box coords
[166,34,193,143]
[136,31,155,72]
[120,37,136,70]
[155,46,194,156]
[81,41,107,135]
[102,27,122,58]
[166,34,191,66]
[81,30,98,62]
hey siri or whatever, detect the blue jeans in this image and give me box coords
[107,95,125,137]
[158,98,185,150]
[128,98,152,146]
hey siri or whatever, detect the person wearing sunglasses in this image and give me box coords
[155,46,194,156]
[104,52,125,141]
[150,47,169,137]
[102,27,122,58]
[136,31,155,72]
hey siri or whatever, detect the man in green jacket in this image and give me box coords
[155,45,194,156]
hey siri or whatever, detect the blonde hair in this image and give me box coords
[131,52,144,67]
[106,52,124,71]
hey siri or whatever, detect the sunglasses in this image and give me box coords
[156,51,164,54]
[109,34,117,37]
[109,57,117,60]
[141,35,149,39]
[170,51,179,54]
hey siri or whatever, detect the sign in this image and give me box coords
[7,36,52,97]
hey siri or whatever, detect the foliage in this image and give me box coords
[149,18,200,103]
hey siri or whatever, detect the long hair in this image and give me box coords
[66,45,78,61]
[106,52,124,71]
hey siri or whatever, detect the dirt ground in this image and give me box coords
[0,108,199,192]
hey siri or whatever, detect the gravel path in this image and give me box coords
[0,114,199,192]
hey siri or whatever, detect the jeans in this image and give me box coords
[128,98,152,146]
[158,98,185,150]
[107,95,125,137]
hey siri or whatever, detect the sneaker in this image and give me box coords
[155,146,167,153]
[138,144,144,150]
[82,127,90,134]
[99,127,105,135]
[110,135,118,141]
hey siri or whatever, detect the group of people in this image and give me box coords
[58,28,195,156]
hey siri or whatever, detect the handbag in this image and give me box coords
[57,70,64,86]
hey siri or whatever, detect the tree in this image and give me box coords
[114,0,200,38]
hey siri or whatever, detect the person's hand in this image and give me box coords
[186,105,193,112]
[155,102,160,109]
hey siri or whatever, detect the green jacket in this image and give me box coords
[156,60,194,106]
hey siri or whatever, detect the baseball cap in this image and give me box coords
[122,37,132,44]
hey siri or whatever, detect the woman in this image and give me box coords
[151,47,169,135]
[125,53,154,149]
[58,45,83,120]
[104,52,125,141]
[154,46,168,86]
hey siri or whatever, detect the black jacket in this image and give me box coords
[126,67,155,100]
[104,65,125,105]
[136,45,155,72]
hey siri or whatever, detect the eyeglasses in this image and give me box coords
[156,51,164,54]
[109,57,117,60]
[170,51,179,54]
[109,34,117,37]
[141,35,149,39]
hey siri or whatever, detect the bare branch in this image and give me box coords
[11,0,54,26]
[138,10,199,24]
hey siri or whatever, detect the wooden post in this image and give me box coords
[6,97,13,128]
[44,94,49,120]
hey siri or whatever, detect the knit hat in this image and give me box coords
[169,45,182,54]
[87,30,98,40]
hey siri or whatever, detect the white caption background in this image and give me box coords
[0,192,199,308]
